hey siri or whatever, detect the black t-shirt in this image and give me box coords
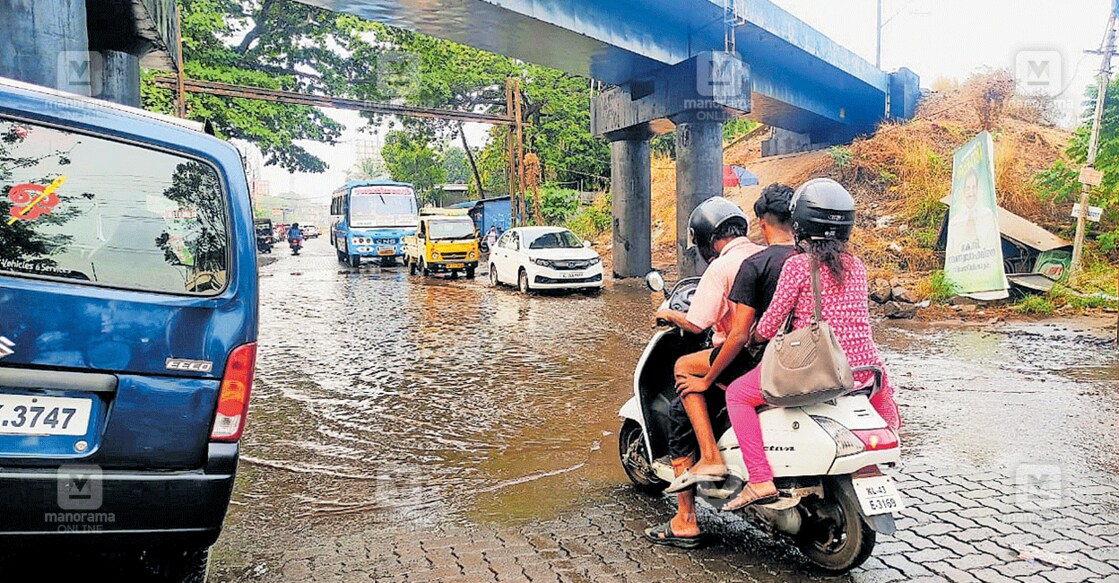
[728,245,796,315]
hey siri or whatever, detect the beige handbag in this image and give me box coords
[759,258,854,407]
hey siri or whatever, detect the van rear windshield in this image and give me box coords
[0,118,228,295]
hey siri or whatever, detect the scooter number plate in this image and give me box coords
[852,475,905,516]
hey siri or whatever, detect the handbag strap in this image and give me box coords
[808,256,823,328]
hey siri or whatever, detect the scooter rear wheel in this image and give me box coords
[795,479,876,573]
[618,420,667,495]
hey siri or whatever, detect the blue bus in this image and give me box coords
[330,179,419,267]
[0,77,258,577]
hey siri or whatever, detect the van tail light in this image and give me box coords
[851,428,899,451]
[210,342,257,442]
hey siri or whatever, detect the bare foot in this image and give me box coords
[669,513,700,538]
[689,461,727,477]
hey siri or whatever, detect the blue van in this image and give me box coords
[0,78,257,577]
[329,179,418,267]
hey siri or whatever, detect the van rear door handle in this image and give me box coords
[0,367,118,393]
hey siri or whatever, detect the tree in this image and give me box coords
[381,130,445,205]
[142,0,394,173]
[1036,77,1119,251]
[349,157,387,180]
[442,147,471,183]
[380,31,609,192]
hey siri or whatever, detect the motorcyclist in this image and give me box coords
[287,223,304,244]
[644,197,762,549]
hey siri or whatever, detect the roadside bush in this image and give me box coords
[1014,295,1054,315]
[566,193,611,240]
[538,184,580,224]
[924,270,957,304]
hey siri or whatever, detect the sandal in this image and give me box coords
[723,482,780,512]
[643,521,704,549]
[664,468,727,493]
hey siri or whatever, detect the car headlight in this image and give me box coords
[589,256,601,265]
[432,252,441,260]
[532,258,554,268]
[468,251,477,260]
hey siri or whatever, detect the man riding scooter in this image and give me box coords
[644,197,762,548]
[288,222,304,256]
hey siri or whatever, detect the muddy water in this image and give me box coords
[220,239,1119,559]
[232,240,657,534]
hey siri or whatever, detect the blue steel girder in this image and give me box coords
[295,0,895,138]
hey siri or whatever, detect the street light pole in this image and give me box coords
[876,0,883,69]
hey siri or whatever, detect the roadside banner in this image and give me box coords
[944,131,1009,300]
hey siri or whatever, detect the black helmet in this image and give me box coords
[291,222,300,229]
[790,178,855,241]
[688,196,748,260]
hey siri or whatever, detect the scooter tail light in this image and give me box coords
[810,416,865,457]
[851,428,899,451]
[211,342,257,442]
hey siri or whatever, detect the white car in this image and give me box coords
[489,226,604,292]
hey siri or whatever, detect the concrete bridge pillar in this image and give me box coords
[606,125,653,278]
[97,50,141,107]
[673,111,726,277]
[0,0,91,95]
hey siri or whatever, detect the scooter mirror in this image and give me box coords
[645,271,665,293]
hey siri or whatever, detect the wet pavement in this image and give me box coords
[208,239,1119,583]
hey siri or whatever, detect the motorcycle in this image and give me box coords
[617,271,904,573]
[289,236,303,256]
[256,233,273,254]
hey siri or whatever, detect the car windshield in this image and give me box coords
[0,118,228,295]
[529,230,583,249]
[428,220,475,240]
[349,189,417,228]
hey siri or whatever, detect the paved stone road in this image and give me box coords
[230,461,1119,583]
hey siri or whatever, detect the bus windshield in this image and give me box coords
[349,187,417,228]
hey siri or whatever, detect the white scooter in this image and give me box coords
[617,271,904,573]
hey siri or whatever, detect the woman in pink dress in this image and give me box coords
[721,178,901,511]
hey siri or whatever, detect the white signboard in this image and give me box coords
[1070,203,1103,222]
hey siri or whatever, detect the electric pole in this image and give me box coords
[1071,10,1117,276]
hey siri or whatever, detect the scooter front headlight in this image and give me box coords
[810,416,865,457]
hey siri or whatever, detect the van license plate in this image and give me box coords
[447,263,464,269]
[378,247,395,256]
[852,475,905,516]
[0,394,93,436]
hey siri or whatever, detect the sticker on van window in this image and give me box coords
[6,176,64,225]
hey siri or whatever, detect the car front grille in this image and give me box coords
[551,260,593,270]
[535,274,603,285]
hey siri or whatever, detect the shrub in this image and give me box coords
[925,270,957,304]
[537,185,580,224]
[1014,295,1054,315]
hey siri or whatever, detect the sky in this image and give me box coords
[260,0,1115,203]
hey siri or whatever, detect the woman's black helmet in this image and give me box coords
[688,196,748,260]
[790,178,855,241]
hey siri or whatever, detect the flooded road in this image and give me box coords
[210,238,1119,581]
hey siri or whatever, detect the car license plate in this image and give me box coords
[446,263,464,269]
[0,394,93,436]
[561,271,585,279]
[378,247,395,256]
[852,475,905,516]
